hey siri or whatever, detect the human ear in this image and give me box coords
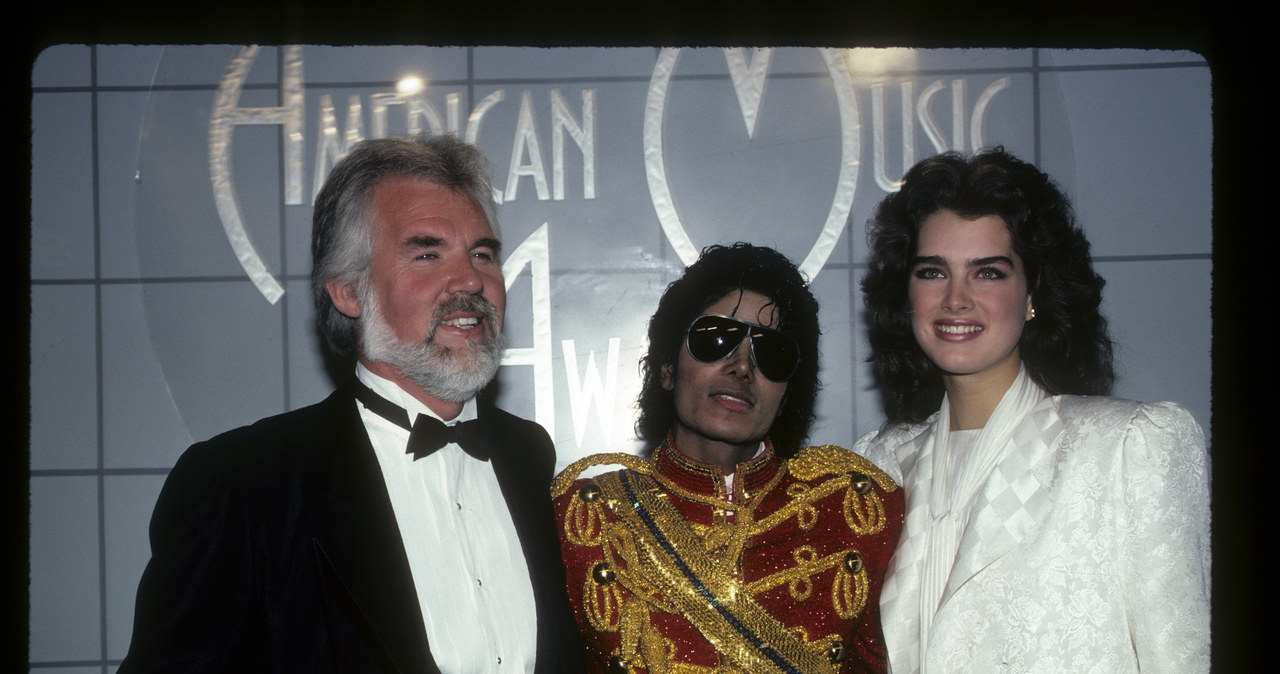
[660,363,674,391]
[326,279,363,319]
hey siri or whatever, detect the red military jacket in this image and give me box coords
[551,439,904,674]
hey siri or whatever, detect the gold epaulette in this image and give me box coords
[550,452,655,498]
[787,445,898,492]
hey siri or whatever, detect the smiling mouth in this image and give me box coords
[937,324,982,335]
[440,316,480,329]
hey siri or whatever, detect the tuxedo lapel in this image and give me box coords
[941,398,1064,604]
[307,390,439,674]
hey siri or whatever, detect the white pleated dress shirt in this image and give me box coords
[356,365,537,673]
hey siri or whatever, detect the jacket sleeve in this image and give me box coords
[853,426,913,487]
[118,440,261,671]
[1118,402,1210,671]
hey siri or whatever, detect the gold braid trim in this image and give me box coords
[738,542,869,619]
[583,571,627,631]
[665,664,743,674]
[787,445,898,492]
[551,452,655,498]
[831,553,870,620]
[750,475,848,535]
[594,470,836,674]
[564,491,607,547]
[843,482,888,536]
[745,545,842,602]
[737,541,866,618]
[603,521,669,611]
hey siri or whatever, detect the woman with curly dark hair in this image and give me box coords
[855,148,1209,673]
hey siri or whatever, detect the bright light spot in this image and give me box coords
[843,49,920,75]
[397,76,425,96]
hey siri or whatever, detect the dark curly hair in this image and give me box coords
[862,148,1114,424]
[636,243,821,457]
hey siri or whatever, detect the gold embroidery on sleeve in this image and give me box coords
[842,483,888,536]
[832,551,870,619]
[788,445,898,492]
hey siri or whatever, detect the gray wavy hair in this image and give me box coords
[310,134,499,358]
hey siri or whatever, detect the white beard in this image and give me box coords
[360,291,505,403]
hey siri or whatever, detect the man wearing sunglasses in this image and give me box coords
[552,243,904,673]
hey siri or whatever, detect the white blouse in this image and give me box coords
[856,368,1210,673]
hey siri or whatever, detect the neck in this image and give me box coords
[359,357,465,421]
[670,430,759,476]
[942,360,1021,431]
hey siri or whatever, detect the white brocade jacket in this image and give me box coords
[855,393,1210,673]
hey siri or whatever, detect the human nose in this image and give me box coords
[444,254,485,295]
[724,336,757,379]
[943,279,971,312]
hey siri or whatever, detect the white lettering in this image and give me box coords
[917,79,969,154]
[951,78,966,153]
[446,92,462,134]
[500,223,555,434]
[369,92,447,138]
[970,77,1011,152]
[209,44,305,304]
[505,91,552,202]
[561,338,621,448]
[874,76,1012,191]
[464,89,507,203]
[550,89,596,200]
[311,94,365,201]
[872,81,915,192]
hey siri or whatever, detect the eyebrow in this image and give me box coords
[401,235,502,256]
[403,235,445,250]
[969,255,1015,267]
[912,254,1015,267]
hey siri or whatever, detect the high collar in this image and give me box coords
[652,436,781,499]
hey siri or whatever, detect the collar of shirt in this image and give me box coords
[355,363,478,428]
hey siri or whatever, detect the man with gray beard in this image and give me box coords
[120,135,583,673]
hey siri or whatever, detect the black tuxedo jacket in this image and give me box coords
[119,385,583,673]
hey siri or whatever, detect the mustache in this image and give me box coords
[428,294,501,339]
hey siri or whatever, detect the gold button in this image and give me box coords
[828,639,846,663]
[850,472,871,494]
[608,655,628,673]
[844,551,864,574]
[579,483,602,502]
[592,562,616,584]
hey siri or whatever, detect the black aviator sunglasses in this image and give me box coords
[684,314,800,382]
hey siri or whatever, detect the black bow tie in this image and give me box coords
[352,380,488,461]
